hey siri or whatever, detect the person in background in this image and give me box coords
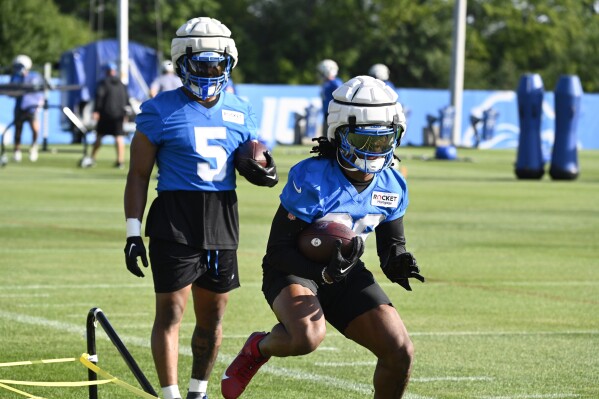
[368,63,396,91]
[123,17,278,399]
[150,60,183,98]
[88,62,130,168]
[316,59,342,137]
[221,75,424,399]
[10,54,43,163]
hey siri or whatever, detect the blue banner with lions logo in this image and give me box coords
[1,78,598,151]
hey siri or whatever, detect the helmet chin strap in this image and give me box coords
[336,149,386,173]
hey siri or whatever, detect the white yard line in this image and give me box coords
[0,309,588,399]
[0,309,440,398]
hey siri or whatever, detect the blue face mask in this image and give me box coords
[337,124,401,173]
[177,51,232,100]
[12,64,26,77]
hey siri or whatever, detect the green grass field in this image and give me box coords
[1,144,598,399]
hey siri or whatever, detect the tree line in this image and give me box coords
[1,0,598,92]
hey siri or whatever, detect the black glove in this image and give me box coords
[236,151,279,187]
[324,237,365,283]
[124,236,148,277]
[381,244,425,291]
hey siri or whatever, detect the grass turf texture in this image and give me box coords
[0,144,598,399]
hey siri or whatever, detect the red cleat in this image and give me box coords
[221,332,270,399]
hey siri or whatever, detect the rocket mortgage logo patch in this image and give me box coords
[371,191,399,208]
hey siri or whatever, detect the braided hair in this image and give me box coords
[309,136,403,166]
[310,136,337,159]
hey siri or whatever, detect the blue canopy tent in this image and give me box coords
[59,39,159,130]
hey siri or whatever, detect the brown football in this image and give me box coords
[235,140,268,168]
[297,221,356,264]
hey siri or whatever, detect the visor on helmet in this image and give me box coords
[186,52,228,77]
[345,125,397,154]
[337,123,402,173]
[177,49,232,100]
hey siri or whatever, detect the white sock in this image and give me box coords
[188,378,208,393]
[162,385,181,399]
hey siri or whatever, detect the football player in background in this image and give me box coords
[149,60,182,98]
[89,62,130,168]
[123,17,278,399]
[10,54,44,163]
[316,59,343,137]
[368,63,396,91]
[221,76,424,399]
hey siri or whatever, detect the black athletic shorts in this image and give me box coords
[149,238,240,294]
[14,109,36,125]
[96,116,125,136]
[262,262,393,333]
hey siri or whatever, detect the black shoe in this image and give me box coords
[186,393,207,399]
[114,161,124,169]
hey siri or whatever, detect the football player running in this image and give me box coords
[123,17,277,399]
[221,75,424,399]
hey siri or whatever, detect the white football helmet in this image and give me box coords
[161,60,174,73]
[368,63,390,81]
[317,59,339,79]
[13,54,32,74]
[327,75,406,174]
[171,17,238,100]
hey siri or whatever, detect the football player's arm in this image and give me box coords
[123,131,156,277]
[375,217,407,258]
[263,204,326,282]
[375,217,424,291]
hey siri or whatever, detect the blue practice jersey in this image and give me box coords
[136,89,259,192]
[385,80,397,91]
[321,78,343,113]
[280,157,408,242]
[11,71,43,112]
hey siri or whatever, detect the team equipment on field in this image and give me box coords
[62,106,95,167]
[221,332,270,399]
[381,243,425,291]
[171,17,238,100]
[368,63,390,81]
[326,75,407,173]
[316,59,339,79]
[86,307,158,398]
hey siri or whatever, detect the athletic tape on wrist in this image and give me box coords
[126,218,142,237]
